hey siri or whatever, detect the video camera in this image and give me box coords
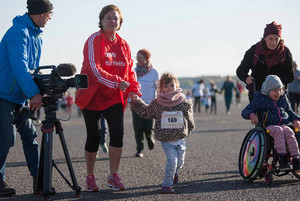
[32,64,88,96]
[12,64,88,131]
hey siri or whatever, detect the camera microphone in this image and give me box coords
[57,63,77,77]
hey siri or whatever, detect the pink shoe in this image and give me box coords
[86,175,99,192]
[107,173,125,191]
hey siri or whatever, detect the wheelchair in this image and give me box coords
[238,121,300,185]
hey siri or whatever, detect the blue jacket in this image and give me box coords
[242,91,300,127]
[0,13,41,105]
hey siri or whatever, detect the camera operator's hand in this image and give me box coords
[30,94,43,110]
[118,80,130,92]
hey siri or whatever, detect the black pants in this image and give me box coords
[82,103,124,152]
[131,110,154,152]
[194,96,201,112]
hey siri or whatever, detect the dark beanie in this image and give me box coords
[27,0,53,15]
[137,49,151,62]
[263,21,282,38]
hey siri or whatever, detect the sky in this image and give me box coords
[1,0,300,78]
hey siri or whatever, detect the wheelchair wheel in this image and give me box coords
[239,127,267,182]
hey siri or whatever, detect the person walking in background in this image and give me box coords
[130,73,195,194]
[0,0,53,196]
[203,88,211,113]
[185,91,192,101]
[96,114,108,157]
[99,115,108,153]
[208,80,220,115]
[235,80,244,107]
[191,79,205,113]
[132,49,159,158]
[221,76,238,115]
[75,4,141,192]
[64,91,74,114]
[236,21,294,102]
[288,61,300,114]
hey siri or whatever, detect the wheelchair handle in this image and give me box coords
[251,78,256,93]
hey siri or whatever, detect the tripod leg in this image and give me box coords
[56,123,81,195]
[36,132,45,195]
[42,131,54,199]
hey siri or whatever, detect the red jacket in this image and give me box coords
[75,30,141,111]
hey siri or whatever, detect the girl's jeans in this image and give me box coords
[161,140,186,187]
[0,98,39,181]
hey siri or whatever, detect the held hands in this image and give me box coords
[129,92,139,102]
[30,94,43,110]
[246,76,254,85]
[249,113,259,125]
[118,80,130,92]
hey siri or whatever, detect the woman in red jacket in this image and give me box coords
[75,4,141,192]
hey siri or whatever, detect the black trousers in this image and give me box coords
[131,110,154,152]
[82,103,124,152]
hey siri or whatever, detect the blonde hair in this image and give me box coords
[158,73,180,92]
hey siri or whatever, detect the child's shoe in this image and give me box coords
[173,173,178,184]
[107,173,125,191]
[292,157,300,171]
[135,151,144,158]
[162,186,174,194]
[278,154,291,171]
[86,175,99,192]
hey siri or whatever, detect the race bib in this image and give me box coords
[161,111,184,129]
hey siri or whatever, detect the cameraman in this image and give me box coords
[0,0,53,197]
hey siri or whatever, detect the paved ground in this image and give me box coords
[1,95,300,201]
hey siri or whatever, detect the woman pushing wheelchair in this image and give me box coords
[242,75,300,171]
[236,21,294,102]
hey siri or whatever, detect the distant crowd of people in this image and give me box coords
[190,76,244,116]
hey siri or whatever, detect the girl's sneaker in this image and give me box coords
[86,175,99,192]
[162,186,174,194]
[107,173,125,191]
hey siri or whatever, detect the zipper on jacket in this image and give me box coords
[273,100,282,125]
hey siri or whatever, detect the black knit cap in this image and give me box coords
[27,0,53,15]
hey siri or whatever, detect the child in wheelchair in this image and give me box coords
[242,75,300,171]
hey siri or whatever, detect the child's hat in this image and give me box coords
[261,75,283,95]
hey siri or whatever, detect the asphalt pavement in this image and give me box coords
[1,95,300,201]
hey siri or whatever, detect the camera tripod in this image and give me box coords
[35,95,81,200]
